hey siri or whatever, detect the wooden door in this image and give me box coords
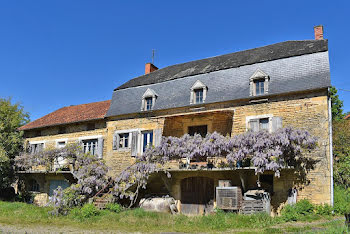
[180,177,214,214]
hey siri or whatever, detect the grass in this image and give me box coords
[0,201,346,233]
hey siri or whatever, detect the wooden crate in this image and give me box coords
[241,200,269,214]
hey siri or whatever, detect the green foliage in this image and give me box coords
[314,203,333,216]
[333,185,350,214]
[281,199,316,221]
[69,203,100,220]
[0,201,343,233]
[333,120,350,188]
[105,203,123,213]
[0,98,29,189]
[330,86,345,121]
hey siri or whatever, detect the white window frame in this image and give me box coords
[113,129,139,151]
[55,139,68,148]
[29,140,46,154]
[190,80,207,104]
[78,135,103,155]
[141,88,157,111]
[246,114,274,133]
[82,139,98,156]
[249,69,269,96]
[141,130,154,153]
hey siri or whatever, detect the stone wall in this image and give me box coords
[21,89,331,209]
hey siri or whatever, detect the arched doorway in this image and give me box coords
[180,177,214,214]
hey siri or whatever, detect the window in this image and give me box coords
[188,125,208,137]
[247,116,282,133]
[141,88,157,111]
[49,180,69,196]
[194,89,204,104]
[57,141,66,148]
[259,118,269,131]
[142,131,153,152]
[249,69,269,96]
[29,179,40,192]
[118,133,129,149]
[190,80,207,104]
[82,139,98,155]
[248,118,270,132]
[87,123,95,131]
[58,127,66,134]
[29,143,44,154]
[145,97,153,111]
[254,79,265,96]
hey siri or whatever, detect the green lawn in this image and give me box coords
[0,201,347,233]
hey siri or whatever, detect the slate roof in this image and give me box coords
[116,40,328,90]
[19,100,111,131]
[106,40,330,118]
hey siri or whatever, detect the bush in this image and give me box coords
[294,199,314,215]
[315,204,333,216]
[334,185,350,215]
[281,199,315,221]
[81,203,100,218]
[105,203,123,213]
[70,203,100,220]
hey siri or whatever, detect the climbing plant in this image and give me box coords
[113,127,318,207]
[15,143,109,214]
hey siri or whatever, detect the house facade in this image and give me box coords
[18,26,332,214]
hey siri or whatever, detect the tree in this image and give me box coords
[330,86,345,121]
[333,120,350,188]
[0,98,29,189]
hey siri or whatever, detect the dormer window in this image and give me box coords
[254,79,265,96]
[190,80,207,104]
[141,88,157,111]
[194,89,203,103]
[250,69,269,96]
[145,97,153,111]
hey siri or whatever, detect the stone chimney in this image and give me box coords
[314,25,324,40]
[145,63,158,74]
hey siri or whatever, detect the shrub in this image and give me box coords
[315,204,333,216]
[70,203,100,220]
[281,199,315,221]
[294,199,314,215]
[334,185,350,215]
[105,203,123,213]
[81,203,100,218]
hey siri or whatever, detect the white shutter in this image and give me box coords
[249,119,259,132]
[154,128,163,147]
[271,117,283,132]
[131,131,138,157]
[113,133,120,150]
[97,137,104,159]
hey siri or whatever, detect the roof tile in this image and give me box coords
[19,100,110,131]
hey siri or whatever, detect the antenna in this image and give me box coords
[152,49,155,64]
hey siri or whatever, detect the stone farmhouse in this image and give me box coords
[18,26,332,214]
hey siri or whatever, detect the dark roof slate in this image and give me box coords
[116,40,328,90]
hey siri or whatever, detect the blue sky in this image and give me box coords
[0,0,349,121]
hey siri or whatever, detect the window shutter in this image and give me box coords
[249,119,259,132]
[154,128,163,147]
[113,133,120,150]
[131,131,138,157]
[30,144,35,154]
[97,137,104,159]
[271,117,283,132]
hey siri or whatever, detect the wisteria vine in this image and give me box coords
[113,127,318,206]
[15,143,109,214]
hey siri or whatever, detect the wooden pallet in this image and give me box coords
[241,200,268,214]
